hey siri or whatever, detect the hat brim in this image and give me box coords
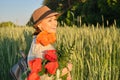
[34,11,60,26]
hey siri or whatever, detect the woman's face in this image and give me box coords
[38,15,58,33]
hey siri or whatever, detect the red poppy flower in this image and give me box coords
[27,72,40,80]
[28,58,42,73]
[45,61,59,74]
[44,50,57,61]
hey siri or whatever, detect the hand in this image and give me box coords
[67,63,72,71]
[67,72,72,80]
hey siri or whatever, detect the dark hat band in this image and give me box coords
[33,10,55,24]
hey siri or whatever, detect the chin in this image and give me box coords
[48,31,56,33]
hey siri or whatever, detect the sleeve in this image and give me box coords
[27,37,45,62]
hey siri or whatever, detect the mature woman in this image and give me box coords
[27,6,72,80]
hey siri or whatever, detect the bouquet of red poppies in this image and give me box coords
[27,50,59,80]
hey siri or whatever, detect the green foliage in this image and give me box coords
[0,26,33,80]
[62,10,75,26]
[41,0,120,27]
[55,26,120,80]
[43,0,59,12]
[26,16,34,26]
[0,25,120,80]
[0,21,16,27]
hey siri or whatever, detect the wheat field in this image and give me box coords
[0,25,120,80]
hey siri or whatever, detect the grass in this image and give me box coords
[0,25,120,80]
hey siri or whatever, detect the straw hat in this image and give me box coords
[32,6,59,26]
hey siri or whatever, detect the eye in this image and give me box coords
[48,19,52,22]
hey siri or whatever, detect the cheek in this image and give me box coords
[41,23,51,31]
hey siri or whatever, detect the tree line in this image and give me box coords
[27,0,120,27]
[0,21,16,27]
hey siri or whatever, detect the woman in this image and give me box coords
[27,6,72,80]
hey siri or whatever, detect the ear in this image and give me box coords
[38,24,43,31]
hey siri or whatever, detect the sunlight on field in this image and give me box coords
[0,25,120,80]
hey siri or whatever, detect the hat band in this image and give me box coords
[34,10,54,24]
